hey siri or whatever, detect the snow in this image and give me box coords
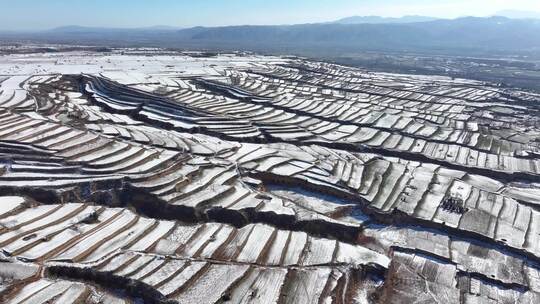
[180,223,221,257]
[0,196,26,217]
[449,179,472,201]
[99,252,138,272]
[129,257,166,280]
[0,204,86,246]
[53,210,136,262]
[4,279,52,303]
[158,261,207,296]
[282,231,308,265]
[172,264,249,303]
[0,205,58,230]
[129,220,175,252]
[142,259,186,287]
[283,268,332,304]
[19,280,73,304]
[236,224,274,262]
[82,217,157,262]
[52,283,88,304]
[2,47,539,302]
[229,268,287,304]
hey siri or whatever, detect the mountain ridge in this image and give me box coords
[2,16,540,56]
[333,15,439,24]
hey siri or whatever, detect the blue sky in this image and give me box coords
[1,0,539,30]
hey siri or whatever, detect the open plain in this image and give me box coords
[0,47,540,303]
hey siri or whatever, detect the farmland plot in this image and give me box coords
[0,48,539,303]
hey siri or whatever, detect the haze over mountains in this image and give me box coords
[333,15,439,24]
[495,10,540,19]
[2,15,540,57]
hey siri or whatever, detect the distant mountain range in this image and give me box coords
[2,16,540,57]
[172,16,540,53]
[333,15,439,24]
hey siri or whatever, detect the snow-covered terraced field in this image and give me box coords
[0,48,540,303]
